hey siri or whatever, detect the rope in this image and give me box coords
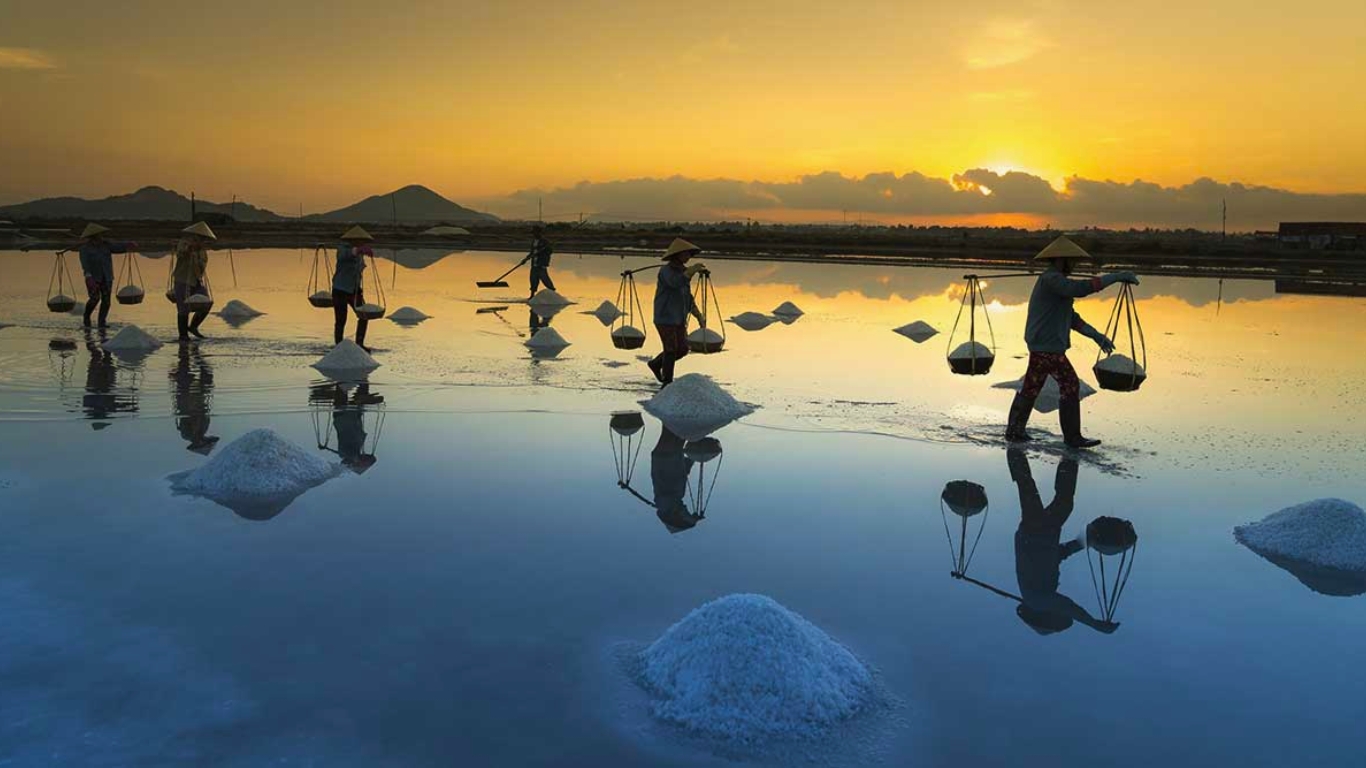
[1097,283,1147,386]
[945,276,994,364]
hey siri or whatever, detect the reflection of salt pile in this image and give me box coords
[170,428,341,520]
[730,312,774,331]
[772,301,804,318]
[644,373,752,439]
[992,376,1096,413]
[313,340,380,373]
[639,594,872,742]
[218,299,263,318]
[388,306,430,322]
[1236,499,1366,574]
[526,327,571,350]
[687,327,724,352]
[592,300,623,322]
[103,325,162,352]
[893,320,938,343]
[528,289,572,308]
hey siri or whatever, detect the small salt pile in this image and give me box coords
[387,306,430,323]
[170,428,341,519]
[893,320,938,343]
[772,301,804,318]
[687,327,724,352]
[103,325,162,352]
[218,299,263,318]
[526,327,570,350]
[992,376,1096,413]
[312,339,380,373]
[639,594,872,742]
[645,373,752,439]
[528,288,572,308]
[730,312,774,332]
[592,300,623,322]
[1235,499,1366,573]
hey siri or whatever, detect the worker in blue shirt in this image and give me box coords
[76,223,135,328]
[647,238,706,386]
[333,225,374,350]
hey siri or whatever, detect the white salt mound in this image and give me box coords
[992,376,1096,413]
[218,299,262,318]
[1095,353,1146,377]
[103,325,163,351]
[528,289,572,307]
[388,306,430,322]
[116,285,145,299]
[592,300,623,321]
[687,327,724,345]
[612,326,646,340]
[730,312,774,331]
[772,301,804,317]
[1235,499,1366,572]
[640,594,872,742]
[645,373,752,425]
[526,327,570,349]
[893,320,938,343]
[949,340,993,360]
[171,428,339,500]
[312,339,380,372]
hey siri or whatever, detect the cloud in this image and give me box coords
[0,47,57,71]
[967,89,1036,103]
[963,19,1051,69]
[492,170,1366,230]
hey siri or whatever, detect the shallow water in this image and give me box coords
[1,247,1363,766]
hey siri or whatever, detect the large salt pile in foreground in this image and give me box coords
[528,289,572,308]
[893,320,938,343]
[1235,499,1366,574]
[644,374,752,439]
[313,340,380,373]
[103,325,162,352]
[170,428,341,520]
[387,306,431,323]
[992,376,1096,413]
[639,594,872,743]
[218,299,263,318]
[730,312,774,331]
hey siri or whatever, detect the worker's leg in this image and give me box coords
[1052,356,1099,448]
[174,282,191,340]
[353,289,369,349]
[96,283,112,327]
[332,290,350,344]
[187,283,208,338]
[83,277,102,327]
[529,268,543,298]
[540,269,555,291]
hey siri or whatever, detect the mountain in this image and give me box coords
[309,185,498,224]
[0,186,284,222]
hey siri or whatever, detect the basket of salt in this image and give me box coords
[184,292,215,313]
[1093,283,1147,392]
[686,269,727,354]
[610,270,650,349]
[47,294,77,313]
[116,285,146,305]
[612,326,647,350]
[307,248,336,308]
[686,327,725,353]
[945,276,995,375]
[114,252,146,305]
[45,252,79,312]
[356,302,387,320]
[353,251,387,319]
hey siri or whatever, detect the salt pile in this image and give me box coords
[170,428,341,520]
[387,306,430,322]
[528,288,572,308]
[312,339,380,373]
[893,320,938,343]
[526,327,570,349]
[949,340,992,360]
[592,300,623,322]
[218,299,263,318]
[644,374,752,439]
[730,312,774,332]
[639,594,872,742]
[1235,499,1366,573]
[772,301,804,317]
[102,325,162,351]
[992,376,1096,413]
[687,327,724,352]
[1095,354,1146,377]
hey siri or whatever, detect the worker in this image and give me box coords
[1005,236,1139,448]
[524,225,555,299]
[76,223,135,329]
[333,225,374,351]
[172,222,215,341]
[647,238,707,386]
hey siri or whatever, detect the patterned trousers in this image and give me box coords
[1021,352,1080,401]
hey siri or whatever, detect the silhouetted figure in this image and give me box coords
[523,225,555,299]
[79,330,138,425]
[647,238,706,386]
[333,225,374,350]
[529,307,552,336]
[173,222,216,340]
[1008,448,1117,635]
[76,223,135,328]
[170,344,218,454]
[651,426,703,533]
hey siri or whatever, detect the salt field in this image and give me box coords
[1,247,1365,766]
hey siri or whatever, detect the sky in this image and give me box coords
[2,0,1364,228]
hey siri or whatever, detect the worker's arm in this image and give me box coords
[1072,313,1114,353]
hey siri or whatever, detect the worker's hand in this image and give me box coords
[1097,621,1120,634]
[684,262,707,277]
[1103,271,1139,286]
[1094,334,1116,354]
[127,241,139,251]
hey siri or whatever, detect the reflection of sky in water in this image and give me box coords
[1,249,1364,765]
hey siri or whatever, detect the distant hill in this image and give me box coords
[308,185,498,224]
[0,186,284,222]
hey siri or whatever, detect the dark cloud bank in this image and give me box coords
[495,170,1366,230]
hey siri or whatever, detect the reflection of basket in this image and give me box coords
[945,276,996,376]
[308,290,335,308]
[1086,516,1138,555]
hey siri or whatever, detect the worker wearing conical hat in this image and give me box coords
[1005,236,1138,448]
[333,225,374,350]
[519,225,556,301]
[647,238,707,386]
[76,223,137,329]
[173,221,216,341]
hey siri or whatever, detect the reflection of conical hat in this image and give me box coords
[341,225,374,242]
[662,238,701,260]
[1034,235,1091,261]
[182,221,218,240]
[79,223,110,239]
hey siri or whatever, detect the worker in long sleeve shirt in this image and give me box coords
[523,226,555,299]
[647,238,706,386]
[333,225,374,350]
[1005,236,1138,448]
[76,223,135,328]
[172,222,216,340]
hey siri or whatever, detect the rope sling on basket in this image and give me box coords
[1094,282,1147,392]
[307,247,335,308]
[687,269,727,354]
[164,246,215,311]
[610,271,649,350]
[45,251,79,312]
[354,251,387,319]
[1085,516,1138,623]
[114,251,146,305]
[945,275,995,375]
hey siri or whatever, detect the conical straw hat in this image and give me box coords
[662,238,701,260]
[182,221,218,240]
[341,225,374,242]
[1034,235,1091,261]
[79,223,110,239]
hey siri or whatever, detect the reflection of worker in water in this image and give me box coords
[522,225,555,299]
[651,426,703,533]
[318,383,383,473]
[80,331,138,423]
[170,343,218,454]
[1009,449,1117,635]
[529,307,552,335]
